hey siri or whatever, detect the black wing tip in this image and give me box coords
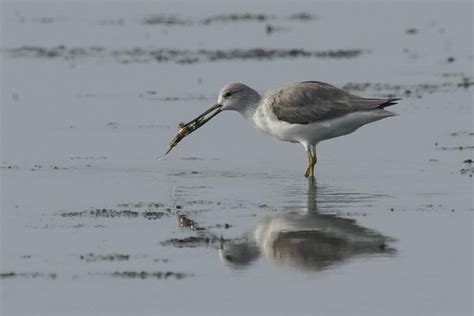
[378,98,401,108]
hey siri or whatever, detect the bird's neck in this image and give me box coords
[238,96,261,122]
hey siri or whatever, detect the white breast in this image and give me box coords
[251,104,300,143]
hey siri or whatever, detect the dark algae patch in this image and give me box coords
[288,13,315,21]
[80,253,130,262]
[143,12,316,25]
[460,159,473,177]
[199,48,365,61]
[143,15,191,25]
[5,45,104,58]
[0,272,57,279]
[61,208,140,218]
[343,80,473,98]
[14,11,316,27]
[116,202,165,209]
[60,208,166,219]
[449,131,474,137]
[161,236,220,248]
[460,167,473,177]
[143,211,165,220]
[5,46,367,64]
[435,131,474,152]
[1,164,69,171]
[437,146,474,151]
[202,13,271,24]
[106,271,189,280]
[57,201,173,222]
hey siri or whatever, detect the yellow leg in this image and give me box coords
[304,150,312,177]
[304,147,317,178]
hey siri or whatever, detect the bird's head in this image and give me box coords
[216,83,261,113]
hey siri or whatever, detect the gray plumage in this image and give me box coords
[265,81,400,124]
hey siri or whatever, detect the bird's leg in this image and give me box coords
[304,148,314,178]
[305,146,317,178]
[310,147,317,177]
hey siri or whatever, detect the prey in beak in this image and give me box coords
[163,103,223,156]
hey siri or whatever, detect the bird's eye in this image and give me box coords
[224,92,232,98]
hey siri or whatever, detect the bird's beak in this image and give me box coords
[183,103,223,127]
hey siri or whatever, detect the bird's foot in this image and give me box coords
[304,167,315,178]
[304,169,310,178]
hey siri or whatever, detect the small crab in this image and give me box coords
[163,104,222,156]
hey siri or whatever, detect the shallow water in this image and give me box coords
[1,1,473,315]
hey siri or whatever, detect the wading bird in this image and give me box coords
[166,81,400,177]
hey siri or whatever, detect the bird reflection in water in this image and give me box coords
[218,179,396,271]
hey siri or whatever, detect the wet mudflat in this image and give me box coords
[1,1,473,315]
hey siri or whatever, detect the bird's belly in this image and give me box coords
[256,110,395,145]
[297,110,395,143]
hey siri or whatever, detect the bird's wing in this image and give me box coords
[265,81,398,124]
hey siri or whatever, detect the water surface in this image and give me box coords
[1,1,472,315]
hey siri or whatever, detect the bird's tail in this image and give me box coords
[377,98,401,109]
